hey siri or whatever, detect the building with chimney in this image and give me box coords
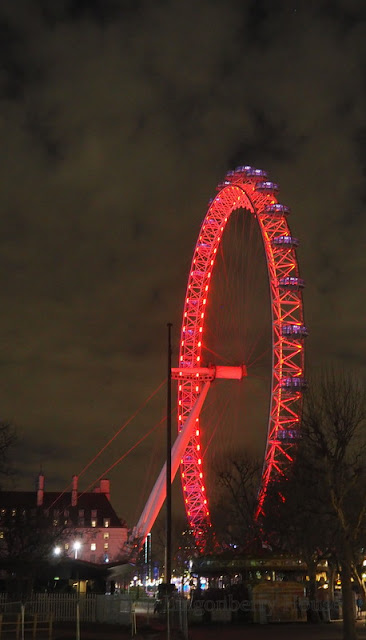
[0,475,128,565]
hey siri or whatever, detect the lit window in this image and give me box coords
[103,533,109,540]
[91,519,97,528]
[11,509,16,517]
[104,543,109,550]
[0,531,3,539]
[103,519,110,528]
[53,519,58,527]
[0,509,5,516]
[64,543,69,550]
[90,543,96,551]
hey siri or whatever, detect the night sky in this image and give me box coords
[1,1,365,526]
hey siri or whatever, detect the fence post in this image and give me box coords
[32,612,37,640]
[76,601,80,640]
[131,602,136,637]
[16,612,21,640]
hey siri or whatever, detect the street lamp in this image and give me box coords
[53,546,61,556]
[73,541,81,559]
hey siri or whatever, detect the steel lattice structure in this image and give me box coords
[175,166,307,543]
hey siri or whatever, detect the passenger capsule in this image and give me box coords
[264,203,291,215]
[278,277,305,290]
[272,235,299,248]
[255,181,279,193]
[234,165,253,173]
[280,377,307,391]
[245,168,268,178]
[276,429,301,441]
[281,324,308,338]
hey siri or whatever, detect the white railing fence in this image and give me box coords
[0,593,141,624]
[0,593,189,637]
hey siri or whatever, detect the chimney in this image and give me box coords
[72,475,78,507]
[37,473,44,506]
[99,479,110,501]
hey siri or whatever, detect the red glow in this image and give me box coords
[177,170,305,545]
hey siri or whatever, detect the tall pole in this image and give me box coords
[166,323,172,639]
[166,322,172,586]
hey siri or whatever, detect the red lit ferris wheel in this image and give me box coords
[173,166,307,541]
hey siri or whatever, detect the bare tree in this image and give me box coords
[300,368,366,640]
[212,451,262,552]
[0,421,16,486]
[0,508,69,599]
[263,443,337,620]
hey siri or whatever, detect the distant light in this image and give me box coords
[73,541,81,551]
[54,546,61,556]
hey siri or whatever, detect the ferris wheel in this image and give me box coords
[173,166,307,543]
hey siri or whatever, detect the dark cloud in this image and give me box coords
[0,0,365,525]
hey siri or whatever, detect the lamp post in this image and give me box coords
[73,541,81,560]
[166,322,172,640]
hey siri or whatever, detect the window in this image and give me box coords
[0,531,3,539]
[104,543,109,550]
[78,518,85,527]
[90,543,96,551]
[103,532,109,540]
[103,518,110,528]
[91,510,97,518]
[91,519,97,528]
[11,509,16,517]
[0,509,5,516]
[53,519,58,527]
[78,509,84,518]
[64,543,69,551]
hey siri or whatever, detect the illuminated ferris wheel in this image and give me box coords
[173,166,307,542]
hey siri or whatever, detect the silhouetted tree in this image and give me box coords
[0,507,69,599]
[211,451,262,552]
[0,421,16,485]
[264,368,366,638]
[301,368,366,640]
[263,443,337,620]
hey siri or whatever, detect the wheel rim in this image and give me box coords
[177,167,306,543]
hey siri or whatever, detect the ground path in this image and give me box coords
[52,620,366,640]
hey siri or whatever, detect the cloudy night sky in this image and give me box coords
[0,0,365,525]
